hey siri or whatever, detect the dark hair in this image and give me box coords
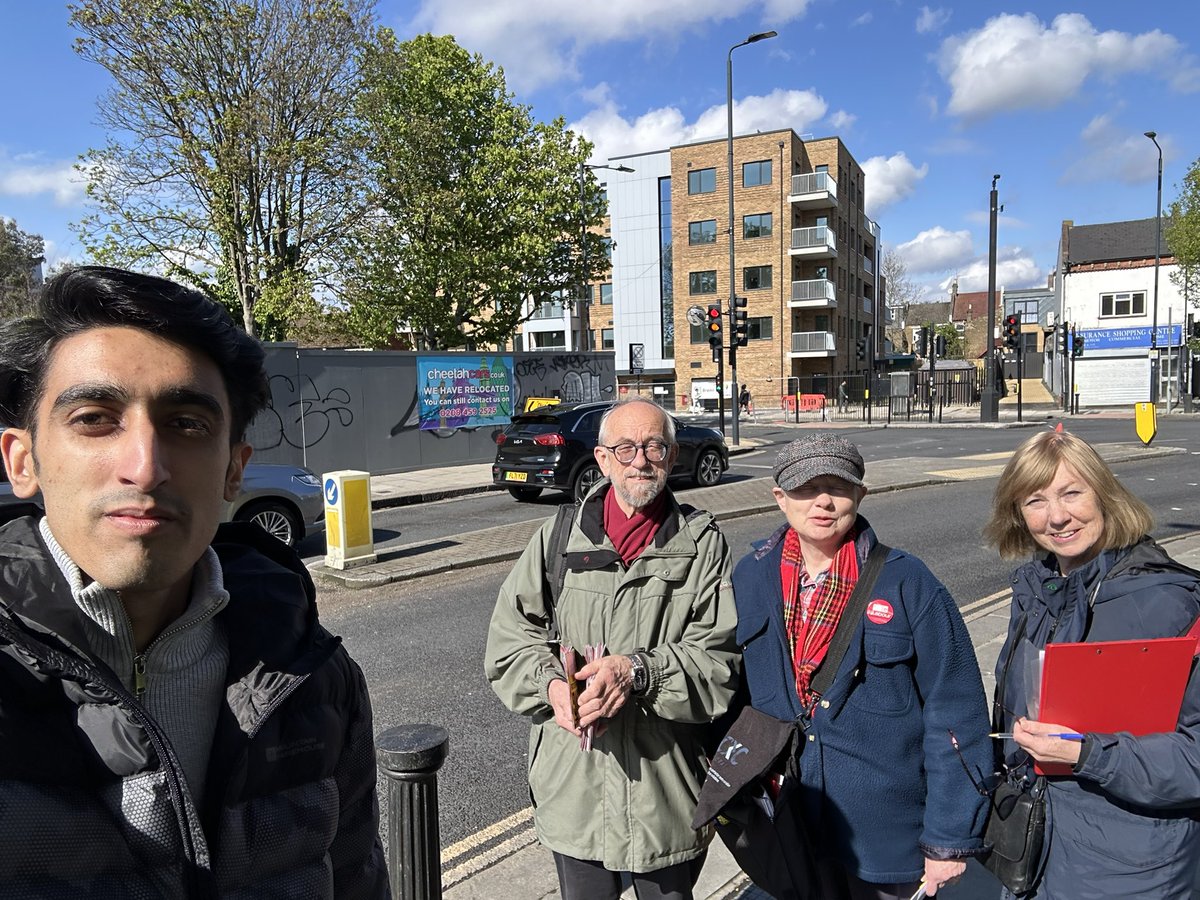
[0,266,269,442]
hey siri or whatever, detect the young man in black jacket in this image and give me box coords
[0,266,388,898]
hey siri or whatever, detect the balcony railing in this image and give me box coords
[790,331,837,354]
[863,255,874,276]
[789,172,838,205]
[528,302,567,320]
[790,226,837,256]
[790,278,837,305]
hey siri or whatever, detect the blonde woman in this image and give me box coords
[985,430,1200,898]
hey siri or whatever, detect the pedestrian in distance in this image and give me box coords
[837,379,849,413]
[485,397,739,900]
[731,433,991,898]
[739,384,752,415]
[984,429,1200,898]
[0,266,388,898]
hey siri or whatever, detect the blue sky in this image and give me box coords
[3,1,1197,299]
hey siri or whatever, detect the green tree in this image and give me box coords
[346,32,605,350]
[1165,156,1200,319]
[933,322,965,359]
[0,218,46,320]
[69,0,376,336]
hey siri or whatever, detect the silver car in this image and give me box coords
[0,461,324,549]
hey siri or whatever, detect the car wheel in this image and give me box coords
[573,463,604,502]
[507,485,543,502]
[237,500,301,547]
[693,448,724,487]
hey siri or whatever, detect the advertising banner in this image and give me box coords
[416,355,515,430]
[1076,324,1182,351]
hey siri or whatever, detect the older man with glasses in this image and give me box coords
[486,398,739,900]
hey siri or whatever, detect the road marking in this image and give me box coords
[926,464,1007,480]
[442,826,539,888]
[442,806,532,864]
[958,451,1014,461]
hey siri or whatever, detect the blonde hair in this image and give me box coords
[983,430,1153,559]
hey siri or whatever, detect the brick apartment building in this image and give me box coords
[518,128,882,410]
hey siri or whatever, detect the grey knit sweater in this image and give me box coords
[40,518,230,804]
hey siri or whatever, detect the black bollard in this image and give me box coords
[377,724,450,900]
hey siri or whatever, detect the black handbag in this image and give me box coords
[983,611,1047,896]
[693,541,890,900]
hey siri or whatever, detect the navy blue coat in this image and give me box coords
[996,539,1200,899]
[732,517,991,884]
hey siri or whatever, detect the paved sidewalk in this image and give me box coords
[325,433,1198,898]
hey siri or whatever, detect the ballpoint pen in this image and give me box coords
[989,732,1085,741]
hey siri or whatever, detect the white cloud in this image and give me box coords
[861,152,928,217]
[572,87,827,162]
[408,0,812,93]
[936,247,1045,292]
[0,155,87,206]
[937,13,1199,120]
[1063,114,1166,185]
[827,109,856,131]
[853,12,872,27]
[915,6,950,35]
[894,226,973,274]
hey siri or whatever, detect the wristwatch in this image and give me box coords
[627,653,649,695]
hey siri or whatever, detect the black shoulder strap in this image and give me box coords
[544,502,579,643]
[811,540,891,700]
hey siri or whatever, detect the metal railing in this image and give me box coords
[790,172,838,200]
[790,278,837,303]
[790,226,836,253]
[527,302,566,320]
[790,330,836,353]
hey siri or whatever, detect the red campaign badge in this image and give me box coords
[865,599,894,625]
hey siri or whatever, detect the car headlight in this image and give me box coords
[293,472,321,487]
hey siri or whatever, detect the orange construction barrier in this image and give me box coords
[798,393,826,411]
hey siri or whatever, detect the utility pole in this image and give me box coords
[981,174,1001,422]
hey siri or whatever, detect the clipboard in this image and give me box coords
[1036,636,1196,775]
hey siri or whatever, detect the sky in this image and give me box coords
[2,0,1198,300]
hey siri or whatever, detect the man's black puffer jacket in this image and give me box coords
[0,513,389,899]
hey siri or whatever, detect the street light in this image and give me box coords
[727,29,777,445]
[1145,131,1162,403]
[579,162,634,352]
[981,174,1000,423]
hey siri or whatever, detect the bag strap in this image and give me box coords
[993,610,1029,732]
[810,539,891,701]
[544,502,579,643]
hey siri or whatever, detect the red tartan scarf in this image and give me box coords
[780,527,859,709]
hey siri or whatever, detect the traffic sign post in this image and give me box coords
[324,470,376,570]
[1134,402,1157,445]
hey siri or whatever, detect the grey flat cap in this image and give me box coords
[773,433,865,491]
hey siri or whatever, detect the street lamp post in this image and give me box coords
[727,29,777,446]
[1145,131,1162,404]
[578,162,634,353]
[981,174,1001,422]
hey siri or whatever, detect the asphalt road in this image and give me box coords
[297,415,1200,563]
[317,444,1200,849]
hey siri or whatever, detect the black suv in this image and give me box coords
[492,401,729,501]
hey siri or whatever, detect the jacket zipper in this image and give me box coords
[0,614,212,895]
[128,598,223,701]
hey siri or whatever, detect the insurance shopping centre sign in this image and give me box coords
[1075,324,1182,351]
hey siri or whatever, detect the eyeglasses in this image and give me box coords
[948,728,1030,798]
[602,440,670,464]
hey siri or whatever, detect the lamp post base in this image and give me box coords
[980,388,999,423]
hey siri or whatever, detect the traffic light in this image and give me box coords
[1072,332,1085,358]
[935,333,947,357]
[913,326,926,355]
[1058,322,1069,354]
[731,297,749,347]
[1003,312,1021,348]
[706,304,723,363]
[855,338,867,361]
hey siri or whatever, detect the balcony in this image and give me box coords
[528,301,567,321]
[789,330,837,357]
[789,225,837,259]
[864,216,880,240]
[789,172,837,209]
[789,278,837,309]
[863,255,874,276]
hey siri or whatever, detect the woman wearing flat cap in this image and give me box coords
[731,434,992,899]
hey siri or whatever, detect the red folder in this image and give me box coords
[1035,635,1196,776]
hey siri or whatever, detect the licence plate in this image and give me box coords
[505,471,528,482]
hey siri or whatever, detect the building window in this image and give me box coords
[600,283,613,305]
[689,219,717,244]
[748,317,773,340]
[689,323,706,344]
[601,237,613,261]
[743,160,772,187]
[1100,291,1146,318]
[688,168,716,194]
[659,176,673,359]
[601,328,614,350]
[1009,299,1038,321]
[743,213,773,239]
[744,265,772,291]
[689,270,717,294]
[532,331,566,349]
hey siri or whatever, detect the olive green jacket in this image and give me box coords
[485,482,738,873]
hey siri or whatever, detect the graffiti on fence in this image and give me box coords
[253,374,354,451]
